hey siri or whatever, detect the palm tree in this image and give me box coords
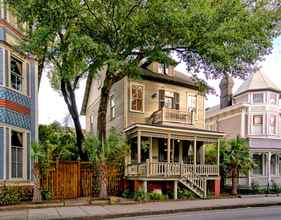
[31,142,45,202]
[83,130,128,198]
[221,137,255,195]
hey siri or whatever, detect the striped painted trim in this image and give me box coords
[0,99,31,115]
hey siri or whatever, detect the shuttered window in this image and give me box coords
[159,90,179,110]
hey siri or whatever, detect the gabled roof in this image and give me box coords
[80,67,200,115]
[234,70,281,96]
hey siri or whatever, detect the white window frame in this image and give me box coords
[130,82,145,113]
[252,153,264,176]
[269,114,277,135]
[252,92,264,104]
[269,92,278,105]
[252,114,264,135]
[110,95,116,120]
[9,128,27,180]
[9,53,26,95]
[187,94,198,120]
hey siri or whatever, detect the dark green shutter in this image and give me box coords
[159,90,165,109]
[174,92,180,110]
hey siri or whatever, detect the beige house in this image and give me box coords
[81,62,224,199]
[206,71,281,188]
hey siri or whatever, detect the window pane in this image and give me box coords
[10,57,23,91]
[253,154,263,175]
[131,84,143,111]
[270,93,277,104]
[253,93,264,104]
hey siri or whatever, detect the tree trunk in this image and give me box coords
[99,161,108,198]
[61,79,88,160]
[97,75,113,142]
[231,168,239,195]
[32,161,42,203]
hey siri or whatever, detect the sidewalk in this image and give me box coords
[1,196,281,220]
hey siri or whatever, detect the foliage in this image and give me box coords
[0,186,22,206]
[221,137,255,195]
[83,130,128,197]
[178,189,194,200]
[7,0,281,143]
[205,144,218,165]
[147,192,166,201]
[133,189,146,201]
[251,181,262,194]
[41,190,52,200]
[83,130,129,166]
[270,181,281,194]
[39,122,79,161]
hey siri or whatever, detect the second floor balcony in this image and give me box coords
[150,107,194,125]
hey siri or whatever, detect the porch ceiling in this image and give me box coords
[124,123,224,142]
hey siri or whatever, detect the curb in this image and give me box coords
[49,201,281,220]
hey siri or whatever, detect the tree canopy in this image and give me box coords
[7,0,281,142]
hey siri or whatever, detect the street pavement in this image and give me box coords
[113,206,281,220]
[1,196,281,220]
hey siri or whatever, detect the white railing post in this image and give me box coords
[146,159,150,177]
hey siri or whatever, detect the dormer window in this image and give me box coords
[253,93,264,104]
[158,64,168,75]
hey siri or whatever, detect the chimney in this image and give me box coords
[219,75,234,109]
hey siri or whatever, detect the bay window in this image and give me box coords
[253,115,263,135]
[253,93,264,104]
[252,154,263,176]
[269,115,277,135]
[270,93,278,105]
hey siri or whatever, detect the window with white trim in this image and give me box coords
[187,95,197,113]
[130,84,144,112]
[252,115,263,135]
[252,154,263,176]
[10,56,23,91]
[110,96,116,119]
[269,115,277,135]
[253,93,264,104]
[11,131,23,179]
[270,93,278,105]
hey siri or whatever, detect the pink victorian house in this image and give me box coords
[206,70,281,187]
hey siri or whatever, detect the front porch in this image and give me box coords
[124,124,224,199]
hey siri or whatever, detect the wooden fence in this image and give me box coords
[41,161,124,200]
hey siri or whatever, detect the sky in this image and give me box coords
[38,36,281,129]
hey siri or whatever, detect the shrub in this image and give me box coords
[270,181,281,194]
[251,181,261,193]
[133,189,146,201]
[148,192,166,201]
[0,186,21,206]
[42,190,52,200]
[122,189,134,199]
[178,189,193,200]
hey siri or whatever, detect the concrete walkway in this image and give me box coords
[1,196,281,220]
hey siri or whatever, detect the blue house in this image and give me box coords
[0,7,38,183]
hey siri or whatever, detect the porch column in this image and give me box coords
[174,180,178,200]
[143,180,147,194]
[179,141,183,162]
[137,131,141,163]
[149,137,153,162]
[268,152,271,184]
[167,134,171,163]
[217,139,220,175]
[193,137,197,169]
[202,144,206,165]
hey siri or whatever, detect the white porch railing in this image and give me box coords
[150,108,193,125]
[126,161,219,177]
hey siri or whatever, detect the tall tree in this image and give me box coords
[8,0,281,144]
[79,0,281,141]
[221,137,255,195]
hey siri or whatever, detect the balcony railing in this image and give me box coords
[150,108,193,125]
[126,161,219,177]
